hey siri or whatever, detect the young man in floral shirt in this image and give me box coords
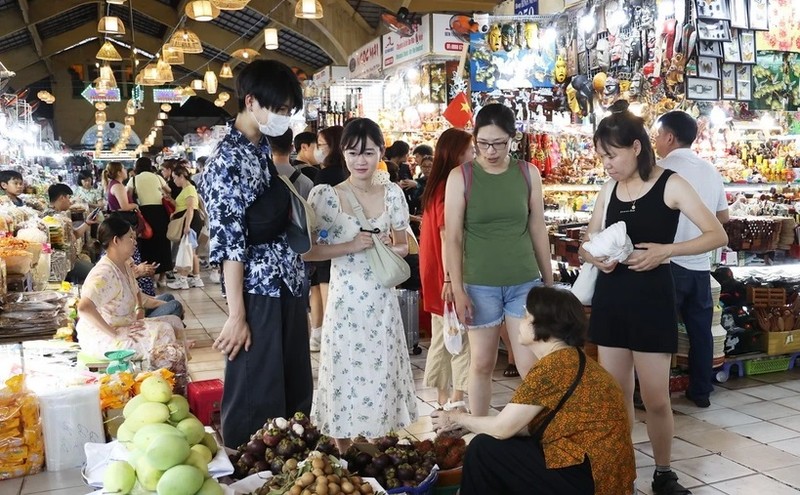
[199,60,312,448]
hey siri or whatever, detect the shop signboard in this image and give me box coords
[313,67,331,85]
[383,16,430,69]
[514,0,538,15]
[153,88,189,105]
[431,14,466,55]
[313,66,349,86]
[348,38,382,78]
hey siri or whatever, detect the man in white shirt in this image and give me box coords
[655,111,730,408]
[268,129,314,200]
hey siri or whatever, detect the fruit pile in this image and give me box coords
[255,450,376,495]
[342,434,436,490]
[414,435,467,470]
[230,412,337,478]
[106,375,224,494]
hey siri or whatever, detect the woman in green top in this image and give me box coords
[167,165,205,290]
[444,103,554,416]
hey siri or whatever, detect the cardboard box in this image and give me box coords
[760,329,800,356]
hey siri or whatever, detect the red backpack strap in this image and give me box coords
[461,162,473,204]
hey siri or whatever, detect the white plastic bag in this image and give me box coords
[175,234,193,269]
[571,262,598,306]
[443,302,465,355]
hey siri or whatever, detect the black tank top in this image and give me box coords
[605,169,679,245]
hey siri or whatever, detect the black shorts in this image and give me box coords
[310,260,331,286]
[172,210,204,236]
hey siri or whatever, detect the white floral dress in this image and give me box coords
[308,183,418,438]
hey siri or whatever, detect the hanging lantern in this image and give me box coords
[218,91,230,102]
[204,69,218,94]
[158,112,168,120]
[155,120,164,127]
[98,16,126,35]
[95,111,107,124]
[219,62,234,78]
[162,44,184,65]
[186,0,220,21]
[191,79,205,91]
[140,63,162,86]
[156,59,174,83]
[95,102,107,111]
[183,86,197,96]
[169,29,203,54]
[294,0,323,19]
[96,41,123,61]
[125,115,135,126]
[99,63,117,87]
[214,99,225,107]
[160,103,172,112]
[211,0,249,9]
[264,28,279,50]
[231,48,259,62]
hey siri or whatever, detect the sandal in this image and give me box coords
[503,364,519,378]
[443,400,468,413]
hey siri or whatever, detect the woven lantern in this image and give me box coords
[125,115,135,126]
[182,86,197,96]
[295,0,323,19]
[162,44,184,65]
[264,28,279,50]
[214,99,225,107]
[169,29,203,54]
[231,48,259,62]
[211,0,249,10]
[96,41,123,61]
[98,16,126,35]
[219,62,234,78]
[218,91,230,102]
[186,1,219,21]
[160,103,172,112]
[191,79,205,91]
[204,69,218,94]
[157,59,174,83]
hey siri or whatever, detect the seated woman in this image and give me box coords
[76,216,186,369]
[431,286,636,495]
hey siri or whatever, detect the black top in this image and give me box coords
[314,166,348,187]
[605,169,679,245]
[168,177,182,200]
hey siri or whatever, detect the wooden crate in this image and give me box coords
[759,329,800,356]
[747,287,786,308]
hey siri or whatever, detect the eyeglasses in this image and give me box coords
[475,140,510,152]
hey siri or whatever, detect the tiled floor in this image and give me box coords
[5,277,800,494]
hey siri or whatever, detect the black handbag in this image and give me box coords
[107,210,139,228]
[245,161,291,246]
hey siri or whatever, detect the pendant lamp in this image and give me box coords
[162,44,184,65]
[140,63,163,86]
[160,103,173,112]
[264,28,279,50]
[156,59,174,83]
[231,48,259,62]
[214,99,225,107]
[158,112,168,120]
[204,69,218,94]
[125,115,135,126]
[295,0,323,19]
[219,62,234,78]
[186,0,220,21]
[211,0,249,10]
[106,0,126,4]
[96,41,123,61]
[95,102,107,111]
[98,16,126,35]
[218,91,230,102]
[169,29,203,54]
[182,86,197,96]
[191,79,205,91]
[95,111,107,124]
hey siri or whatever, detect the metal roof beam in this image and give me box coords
[17,0,55,79]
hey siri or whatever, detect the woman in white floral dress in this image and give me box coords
[306,118,418,453]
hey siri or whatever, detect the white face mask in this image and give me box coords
[250,107,292,137]
[314,147,327,164]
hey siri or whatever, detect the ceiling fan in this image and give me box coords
[381,7,416,38]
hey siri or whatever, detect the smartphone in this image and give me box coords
[88,207,100,220]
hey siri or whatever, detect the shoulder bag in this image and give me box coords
[531,348,586,442]
[570,180,616,305]
[131,176,154,240]
[278,174,315,255]
[341,184,410,288]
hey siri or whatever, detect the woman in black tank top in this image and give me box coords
[578,102,727,495]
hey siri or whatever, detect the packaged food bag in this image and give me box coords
[0,375,44,480]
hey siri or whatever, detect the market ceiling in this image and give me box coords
[0,0,500,94]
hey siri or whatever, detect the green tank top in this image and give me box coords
[463,160,540,286]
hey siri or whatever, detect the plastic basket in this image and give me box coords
[744,356,792,376]
[387,467,439,495]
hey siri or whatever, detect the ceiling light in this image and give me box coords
[210,0,249,9]
[191,79,205,91]
[95,102,107,111]
[140,63,163,86]
[169,29,203,54]
[95,111,107,123]
[98,16,126,35]
[204,69,218,94]
[96,41,123,61]
[264,28,279,50]
[158,112,168,119]
[106,0,126,4]
[125,115,135,126]
[183,86,197,96]
[214,99,225,107]
[162,44,184,65]
[232,48,259,62]
[155,120,164,127]
[160,103,172,112]
[218,91,230,102]
[219,62,234,78]
[295,0,323,19]
[156,59,174,83]
[186,0,220,21]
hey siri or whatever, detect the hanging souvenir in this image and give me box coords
[603,77,620,107]
[566,84,581,114]
[525,22,539,50]
[554,56,568,84]
[593,72,608,93]
[488,24,502,52]
[501,24,517,52]
[516,22,526,49]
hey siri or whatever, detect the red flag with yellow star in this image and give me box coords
[443,92,472,129]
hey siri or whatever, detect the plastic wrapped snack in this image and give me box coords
[98,372,135,412]
[0,375,44,480]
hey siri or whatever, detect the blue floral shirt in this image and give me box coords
[199,121,304,297]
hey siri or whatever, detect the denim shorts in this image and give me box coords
[464,279,541,329]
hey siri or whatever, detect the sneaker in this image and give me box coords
[167,276,189,290]
[685,390,711,408]
[188,276,205,288]
[166,271,176,281]
[309,327,321,352]
[652,470,692,495]
[209,270,221,284]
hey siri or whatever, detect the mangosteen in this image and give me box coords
[229,453,241,464]
[354,435,368,443]
[262,428,283,448]
[239,453,256,468]
[245,438,267,457]
[291,437,306,453]
[274,417,289,430]
[406,450,419,464]
[363,463,379,478]
[269,457,285,475]
[384,467,397,480]
[414,467,428,483]
[397,463,414,481]
[291,411,311,428]
[275,438,294,457]
[385,478,401,489]
[355,452,372,470]
[303,426,321,446]
[344,445,360,462]
[384,447,401,465]
[316,435,337,455]
[254,460,269,473]
[375,433,399,451]
[372,453,391,471]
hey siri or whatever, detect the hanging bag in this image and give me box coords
[175,233,193,269]
[341,184,410,288]
[443,302,465,355]
[571,180,616,305]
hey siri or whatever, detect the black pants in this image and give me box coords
[220,286,313,448]
[672,263,714,399]
[461,434,594,495]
